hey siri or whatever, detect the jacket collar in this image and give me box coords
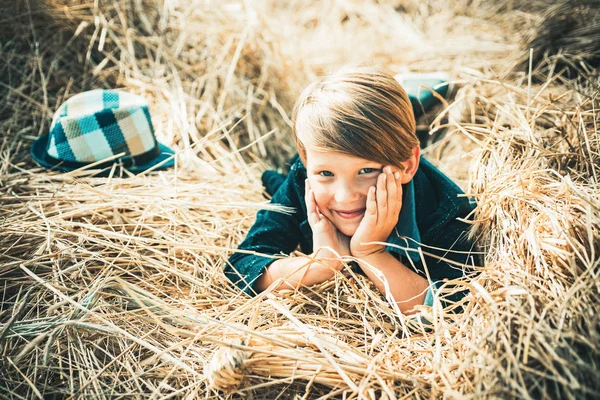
[385,156,467,264]
[385,178,423,263]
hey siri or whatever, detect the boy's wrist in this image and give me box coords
[354,250,394,274]
[350,245,387,259]
[310,249,345,271]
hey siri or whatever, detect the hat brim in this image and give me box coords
[30,134,176,175]
[394,72,451,119]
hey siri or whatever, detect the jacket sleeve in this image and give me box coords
[419,216,481,306]
[421,218,479,282]
[224,170,308,296]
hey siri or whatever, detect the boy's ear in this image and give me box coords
[399,146,420,184]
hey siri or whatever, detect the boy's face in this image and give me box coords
[305,148,404,237]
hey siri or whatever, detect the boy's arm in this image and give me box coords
[356,251,429,314]
[348,165,430,313]
[228,159,354,295]
[226,161,330,295]
[228,224,345,294]
[255,178,353,291]
[225,206,304,295]
[254,254,343,291]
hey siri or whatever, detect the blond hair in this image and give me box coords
[292,66,418,169]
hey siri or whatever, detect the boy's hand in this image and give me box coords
[351,166,403,258]
[305,179,351,269]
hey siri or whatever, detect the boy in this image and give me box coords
[226,67,477,313]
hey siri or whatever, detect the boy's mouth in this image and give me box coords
[334,208,365,219]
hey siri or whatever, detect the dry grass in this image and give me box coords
[1,0,599,398]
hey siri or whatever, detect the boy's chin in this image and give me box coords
[335,223,359,237]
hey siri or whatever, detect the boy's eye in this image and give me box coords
[359,168,379,174]
[318,171,334,177]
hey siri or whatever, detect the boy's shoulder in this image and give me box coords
[413,156,475,235]
[261,155,305,197]
[288,155,307,184]
[289,154,305,172]
[417,157,467,199]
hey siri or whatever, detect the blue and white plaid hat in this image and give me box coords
[31,89,175,174]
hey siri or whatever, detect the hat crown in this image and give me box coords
[46,89,158,163]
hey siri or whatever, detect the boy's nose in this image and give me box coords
[334,183,360,204]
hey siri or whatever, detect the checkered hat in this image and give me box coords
[31,89,175,174]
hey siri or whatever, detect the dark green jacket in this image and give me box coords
[225,156,479,296]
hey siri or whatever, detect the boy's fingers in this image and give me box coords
[365,186,378,222]
[305,181,320,225]
[311,194,321,221]
[376,173,387,223]
[385,167,397,216]
[396,174,403,210]
[394,171,402,201]
[389,170,401,215]
[304,181,312,210]
[315,204,324,218]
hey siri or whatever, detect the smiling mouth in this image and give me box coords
[334,209,365,219]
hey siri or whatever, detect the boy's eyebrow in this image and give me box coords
[310,164,331,170]
[310,163,383,170]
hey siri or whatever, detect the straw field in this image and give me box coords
[1,0,599,398]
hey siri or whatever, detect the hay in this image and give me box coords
[511,0,600,77]
[1,0,599,398]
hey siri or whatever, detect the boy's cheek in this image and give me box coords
[310,186,329,206]
[314,197,330,214]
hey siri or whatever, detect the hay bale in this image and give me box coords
[516,0,600,78]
